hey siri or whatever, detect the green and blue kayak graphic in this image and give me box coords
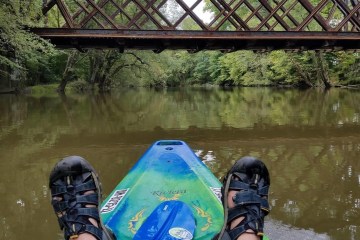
[100,140,269,240]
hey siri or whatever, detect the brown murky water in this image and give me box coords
[1,88,360,240]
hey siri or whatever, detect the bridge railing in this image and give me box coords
[42,0,359,32]
[35,0,360,50]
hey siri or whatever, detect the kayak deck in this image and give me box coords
[100,140,224,239]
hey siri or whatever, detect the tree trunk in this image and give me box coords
[97,66,110,91]
[89,56,100,87]
[315,51,332,89]
[57,50,77,93]
[89,51,106,88]
[290,55,313,88]
[98,52,115,91]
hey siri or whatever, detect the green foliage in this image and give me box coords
[0,1,57,88]
[162,50,360,88]
[329,52,360,85]
[28,83,58,97]
[68,79,91,93]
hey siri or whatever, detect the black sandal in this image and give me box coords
[215,156,270,240]
[49,156,115,240]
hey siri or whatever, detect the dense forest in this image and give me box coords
[0,0,359,93]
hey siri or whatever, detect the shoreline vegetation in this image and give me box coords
[1,2,359,94]
[2,81,358,97]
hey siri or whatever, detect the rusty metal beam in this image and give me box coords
[214,0,245,31]
[77,0,109,28]
[84,0,119,28]
[31,28,360,40]
[326,2,339,24]
[71,1,91,22]
[110,0,137,29]
[260,0,291,30]
[139,0,168,27]
[208,0,241,30]
[56,0,75,28]
[243,2,271,30]
[127,0,162,29]
[131,0,165,29]
[139,0,173,29]
[216,0,250,30]
[332,0,360,30]
[255,0,288,31]
[271,0,299,29]
[173,0,204,29]
[297,0,331,30]
[74,1,106,29]
[335,2,360,30]
[175,0,209,30]
[42,0,56,14]
[31,28,360,50]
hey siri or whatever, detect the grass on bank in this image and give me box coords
[28,80,96,96]
[27,84,59,97]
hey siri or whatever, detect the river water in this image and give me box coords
[0,87,359,240]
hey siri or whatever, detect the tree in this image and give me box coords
[57,50,78,93]
[0,1,55,90]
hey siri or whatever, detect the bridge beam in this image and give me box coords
[31,28,360,51]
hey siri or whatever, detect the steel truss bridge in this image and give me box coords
[32,0,360,51]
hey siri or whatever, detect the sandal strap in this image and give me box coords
[59,208,102,239]
[74,207,100,221]
[228,224,264,240]
[51,185,68,196]
[227,207,248,223]
[51,179,97,196]
[228,225,247,240]
[227,190,269,223]
[229,180,269,196]
[52,194,99,213]
[83,225,103,240]
[58,208,100,225]
[74,179,97,193]
[75,193,99,206]
[227,204,265,239]
[52,199,70,212]
[64,223,103,240]
[258,186,269,196]
[233,190,269,212]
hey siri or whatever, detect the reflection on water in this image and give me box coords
[0,88,360,240]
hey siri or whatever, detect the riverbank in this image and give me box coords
[3,82,360,97]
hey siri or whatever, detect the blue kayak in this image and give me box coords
[100,140,224,239]
[100,140,270,240]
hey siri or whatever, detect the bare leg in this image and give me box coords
[77,233,97,240]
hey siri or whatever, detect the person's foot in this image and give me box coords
[49,156,115,240]
[216,157,270,240]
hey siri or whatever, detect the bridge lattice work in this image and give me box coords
[33,0,360,51]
